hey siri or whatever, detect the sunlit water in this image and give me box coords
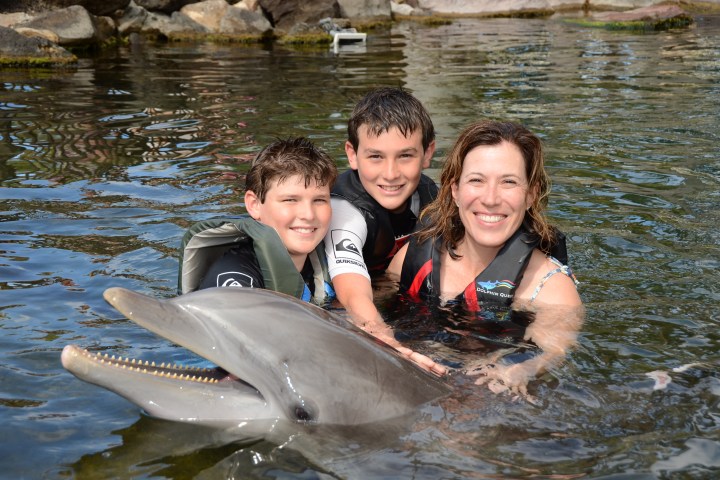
[1,14,719,479]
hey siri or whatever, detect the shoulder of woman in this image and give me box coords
[518,250,582,306]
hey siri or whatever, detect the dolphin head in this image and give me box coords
[62,287,450,432]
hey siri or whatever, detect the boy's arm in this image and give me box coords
[332,272,386,332]
[325,199,446,375]
[333,272,445,375]
[324,198,379,329]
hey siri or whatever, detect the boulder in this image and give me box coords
[593,4,691,23]
[0,25,75,64]
[391,1,418,16]
[16,5,113,46]
[220,3,273,34]
[29,0,131,16]
[0,12,32,28]
[178,0,271,35]
[416,0,563,15]
[567,4,695,30]
[337,0,391,19]
[134,0,200,14]
[258,0,339,31]
[117,1,209,37]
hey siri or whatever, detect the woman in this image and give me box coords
[387,120,583,398]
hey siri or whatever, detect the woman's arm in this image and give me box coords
[468,250,584,400]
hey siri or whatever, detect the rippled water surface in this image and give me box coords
[1,15,719,479]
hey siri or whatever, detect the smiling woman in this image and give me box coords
[387,120,584,397]
[389,120,579,307]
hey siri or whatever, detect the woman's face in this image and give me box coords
[451,141,535,251]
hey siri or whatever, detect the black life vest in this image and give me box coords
[177,216,333,305]
[399,227,541,310]
[331,169,438,271]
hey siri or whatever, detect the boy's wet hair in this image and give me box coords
[245,137,338,203]
[347,87,435,152]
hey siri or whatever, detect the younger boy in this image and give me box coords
[178,137,337,305]
[324,87,445,373]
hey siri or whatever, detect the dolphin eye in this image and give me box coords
[291,402,317,424]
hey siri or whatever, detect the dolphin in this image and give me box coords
[61,287,451,439]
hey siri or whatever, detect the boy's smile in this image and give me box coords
[246,175,331,271]
[346,126,434,213]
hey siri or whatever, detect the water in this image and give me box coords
[1,14,719,478]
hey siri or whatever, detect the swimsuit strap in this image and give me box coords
[529,256,579,302]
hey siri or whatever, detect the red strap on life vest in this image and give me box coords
[407,259,433,298]
[463,282,479,312]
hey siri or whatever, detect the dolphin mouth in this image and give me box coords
[61,342,275,428]
[61,344,236,385]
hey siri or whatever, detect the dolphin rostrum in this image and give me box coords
[61,287,451,438]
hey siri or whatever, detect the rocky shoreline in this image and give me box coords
[1,0,717,66]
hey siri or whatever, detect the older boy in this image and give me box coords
[324,87,445,373]
[178,137,337,305]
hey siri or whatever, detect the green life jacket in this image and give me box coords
[177,217,333,306]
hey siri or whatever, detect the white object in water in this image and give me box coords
[332,31,367,50]
[646,370,671,390]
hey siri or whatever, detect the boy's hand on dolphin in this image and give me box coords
[362,320,447,376]
[395,346,448,376]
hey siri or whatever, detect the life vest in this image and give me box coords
[177,217,333,306]
[399,227,541,310]
[331,169,438,270]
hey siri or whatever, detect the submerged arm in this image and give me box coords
[469,254,584,399]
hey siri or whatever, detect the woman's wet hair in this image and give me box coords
[418,120,557,257]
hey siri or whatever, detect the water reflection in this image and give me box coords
[1,14,719,479]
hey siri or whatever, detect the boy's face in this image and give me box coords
[346,125,434,213]
[245,175,332,268]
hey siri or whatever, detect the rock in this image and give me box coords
[415,0,566,15]
[0,25,75,65]
[135,0,200,14]
[392,1,418,16]
[179,0,228,30]
[0,12,32,28]
[116,1,151,35]
[258,0,339,31]
[221,3,273,34]
[117,1,209,37]
[178,0,271,35]
[16,5,112,46]
[585,4,694,30]
[31,0,131,17]
[593,4,690,23]
[337,0,391,20]
[15,26,61,43]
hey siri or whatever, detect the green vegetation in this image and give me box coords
[0,55,77,67]
[564,15,694,31]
